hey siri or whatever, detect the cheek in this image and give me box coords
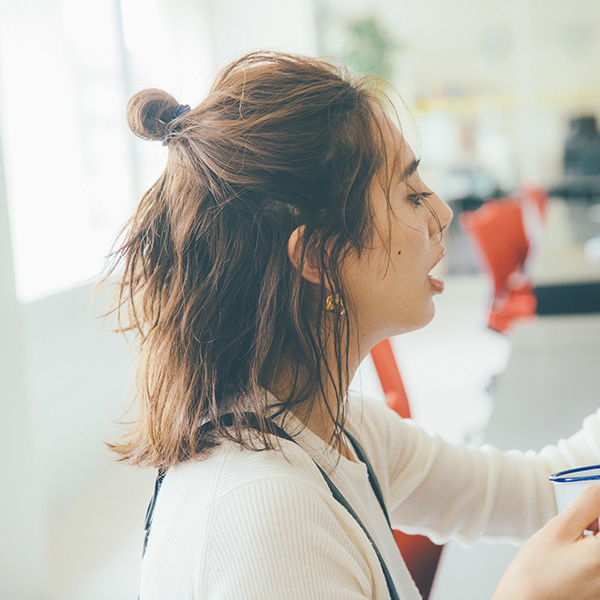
[342,254,389,306]
[394,226,430,266]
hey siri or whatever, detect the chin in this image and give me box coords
[404,304,436,334]
[389,314,435,336]
[372,301,437,339]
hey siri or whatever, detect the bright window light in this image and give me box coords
[0,0,135,302]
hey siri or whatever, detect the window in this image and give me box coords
[0,0,212,302]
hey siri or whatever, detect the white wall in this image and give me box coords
[0,124,45,598]
[21,282,156,599]
[2,275,163,600]
[23,284,138,515]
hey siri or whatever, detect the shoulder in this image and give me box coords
[344,393,439,490]
[196,473,373,598]
[149,438,328,530]
[346,391,432,446]
[346,392,399,433]
[140,441,373,599]
[142,437,339,559]
[345,393,409,458]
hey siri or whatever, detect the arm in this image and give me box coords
[355,399,600,545]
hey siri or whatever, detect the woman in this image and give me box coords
[105,51,600,599]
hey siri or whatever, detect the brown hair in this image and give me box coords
[103,51,402,469]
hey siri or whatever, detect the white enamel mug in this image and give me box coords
[549,465,600,533]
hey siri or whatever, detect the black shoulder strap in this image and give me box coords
[141,468,166,557]
[345,430,392,530]
[141,414,401,600]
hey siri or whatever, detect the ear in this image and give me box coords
[287,225,325,287]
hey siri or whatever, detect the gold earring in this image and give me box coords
[325,293,346,315]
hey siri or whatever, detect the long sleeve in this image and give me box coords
[348,398,600,546]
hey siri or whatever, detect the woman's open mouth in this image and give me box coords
[428,249,447,293]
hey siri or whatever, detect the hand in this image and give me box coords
[493,484,600,600]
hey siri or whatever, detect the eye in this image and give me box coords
[407,191,432,206]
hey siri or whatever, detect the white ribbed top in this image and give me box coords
[139,395,600,599]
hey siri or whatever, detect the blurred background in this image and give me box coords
[1,0,599,598]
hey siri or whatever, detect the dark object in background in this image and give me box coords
[564,116,600,178]
[534,281,600,316]
[550,116,600,202]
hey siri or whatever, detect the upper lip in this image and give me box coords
[429,248,447,272]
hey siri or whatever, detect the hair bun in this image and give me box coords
[126,88,179,141]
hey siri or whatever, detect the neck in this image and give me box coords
[269,323,376,461]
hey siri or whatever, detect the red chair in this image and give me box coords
[520,182,549,220]
[459,197,537,333]
[370,339,443,599]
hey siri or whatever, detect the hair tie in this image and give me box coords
[171,104,191,120]
[162,104,191,146]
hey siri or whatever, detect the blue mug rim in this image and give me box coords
[549,464,600,483]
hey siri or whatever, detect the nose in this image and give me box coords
[429,193,453,239]
[439,197,453,231]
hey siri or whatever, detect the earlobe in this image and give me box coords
[287,225,324,286]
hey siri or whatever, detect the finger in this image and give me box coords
[560,484,600,538]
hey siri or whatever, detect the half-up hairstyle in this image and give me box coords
[103,51,393,469]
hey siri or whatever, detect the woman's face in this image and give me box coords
[341,105,453,348]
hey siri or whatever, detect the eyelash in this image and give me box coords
[407,192,432,206]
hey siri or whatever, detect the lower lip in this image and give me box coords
[428,275,445,294]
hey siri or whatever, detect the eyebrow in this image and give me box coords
[400,158,420,180]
